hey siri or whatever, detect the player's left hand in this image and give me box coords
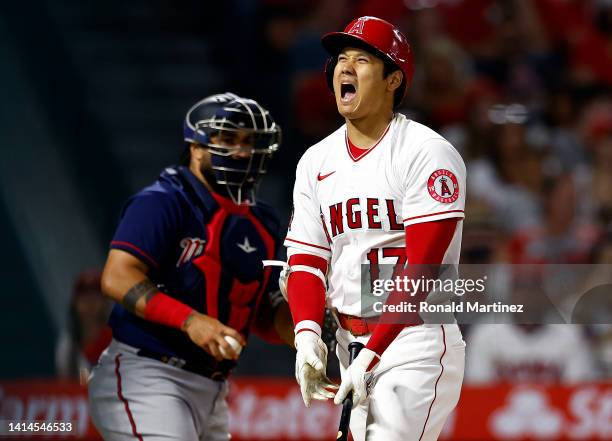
[334,348,379,408]
[182,312,246,361]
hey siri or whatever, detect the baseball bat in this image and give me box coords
[336,341,365,441]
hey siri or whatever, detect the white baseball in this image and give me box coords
[220,335,243,359]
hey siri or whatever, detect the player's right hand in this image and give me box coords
[181,312,246,361]
[294,330,337,407]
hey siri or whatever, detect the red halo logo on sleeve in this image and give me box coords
[428,169,459,203]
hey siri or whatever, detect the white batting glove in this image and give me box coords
[334,348,379,408]
[294,330,337,407]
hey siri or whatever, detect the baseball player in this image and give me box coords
[88,93,292,440]
[283,17,467,441]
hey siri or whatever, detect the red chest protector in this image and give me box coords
[191,193,276,334]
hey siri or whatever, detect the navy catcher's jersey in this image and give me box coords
[108,166,281,366]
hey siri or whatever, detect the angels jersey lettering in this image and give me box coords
[284,113,466,315]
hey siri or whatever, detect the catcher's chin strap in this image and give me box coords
[262,260,327,301]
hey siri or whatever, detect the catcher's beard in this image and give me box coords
[201,163,229,197]
[200,161,256,204]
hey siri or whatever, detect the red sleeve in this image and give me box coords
[366,218,458,355]
[144,292,194,329]
[286,254,328,332]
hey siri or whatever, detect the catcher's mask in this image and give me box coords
[184,95,281,205]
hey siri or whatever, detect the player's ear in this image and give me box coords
[190,143,205,160]
[387,70,403,93]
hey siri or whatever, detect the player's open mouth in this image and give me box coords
[340,83,357,104]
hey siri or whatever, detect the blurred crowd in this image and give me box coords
[57,0,612,385]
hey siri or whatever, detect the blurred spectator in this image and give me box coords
[580,99,612,226]
[458,200,510,339]
[55,269,112,381]
[468,114,543,232]
[543,87,588,170]
[461,199,509,264]
[510,174,600,263]
[573,231,612,376]
[417,37,471,129]
[466,266,598,384]
[465,324,597,384]
[406,1,445,51]
[457,78,503,158]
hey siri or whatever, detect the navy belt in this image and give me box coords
[136,348,231,381]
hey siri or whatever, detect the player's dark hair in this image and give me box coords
[382,60,405,108]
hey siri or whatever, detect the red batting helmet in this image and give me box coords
[321,16,414,107]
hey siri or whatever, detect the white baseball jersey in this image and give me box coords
[285,113,466,316]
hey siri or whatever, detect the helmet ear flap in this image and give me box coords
[324,56,337,95]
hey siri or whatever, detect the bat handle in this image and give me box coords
[336,341,365,441]
[347,341,364,362]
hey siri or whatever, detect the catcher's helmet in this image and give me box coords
[183,94,281,205]
[321,16,414,107]
[184,92,240,143]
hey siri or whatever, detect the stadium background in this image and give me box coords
[0,0,611,439]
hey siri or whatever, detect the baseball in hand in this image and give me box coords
[220,335,243,359]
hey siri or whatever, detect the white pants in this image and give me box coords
[336,324,465,441]
[88,339,230,441]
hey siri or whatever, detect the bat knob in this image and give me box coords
[348,341,365,360]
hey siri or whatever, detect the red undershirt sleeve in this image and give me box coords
[366,218,459,355]
[144,292,194,329]
[286,253,328,334]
